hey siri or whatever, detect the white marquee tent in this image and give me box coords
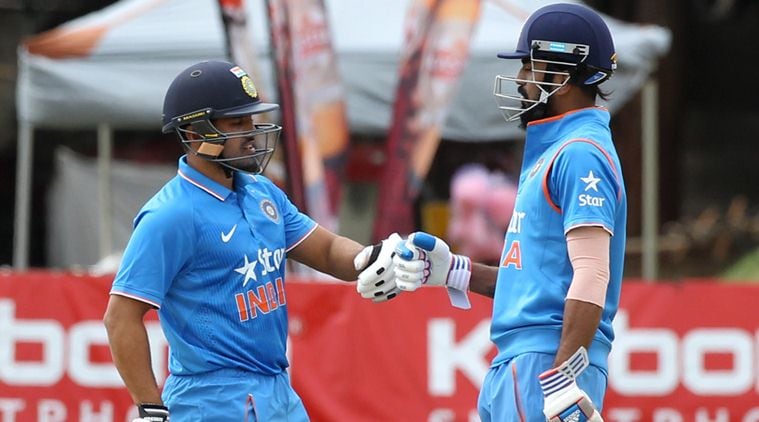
[14,0,671,269]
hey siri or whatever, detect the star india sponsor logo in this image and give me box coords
[234,247,285,287]
[578,170,605,207]
[233,247,287,322]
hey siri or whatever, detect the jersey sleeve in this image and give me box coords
[548,140,622,236]
[110,204,195,308]
[267,182,317,251]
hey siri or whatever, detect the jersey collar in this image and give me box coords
[525,106,610,144]
[177,156,233,201]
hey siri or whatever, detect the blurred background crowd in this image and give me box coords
[0,0,757,280]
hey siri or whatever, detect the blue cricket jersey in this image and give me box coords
[111,156,317,376]
[490,107,626,373]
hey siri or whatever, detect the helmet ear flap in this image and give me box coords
[173,112,227,158]
[186,118,223,142]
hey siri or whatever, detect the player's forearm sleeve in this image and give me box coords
[565,227,610,308]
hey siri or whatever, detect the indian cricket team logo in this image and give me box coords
[241,75,259,99]
[260,199,279,223]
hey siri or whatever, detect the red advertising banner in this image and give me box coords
[287,0,349,231]
[605,282,759,421]
[289,281,759,421]
[2,274,759,421]
[266,0,307,211]
[262,0,349,230]
[217,0,264,88]
[372,0,482,241]
[0,272,163,421]
[288,282,495,421]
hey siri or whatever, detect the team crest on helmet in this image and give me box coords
[260,199,279,223]
[241,76,259,99]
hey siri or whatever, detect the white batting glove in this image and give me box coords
[354,233,402,303]
[393,232,471,309]
[540,347,603,422]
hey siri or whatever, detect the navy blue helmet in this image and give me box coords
[498,2,616,84]
[162,60,281,175]
[493,3,617,125]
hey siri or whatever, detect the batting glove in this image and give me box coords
[540,347,603,422]
[393,232,471,309]
[133,404,169,422]
[354,233,402,303]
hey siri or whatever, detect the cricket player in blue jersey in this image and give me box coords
[103,60,401,421]
[391,4,625,421]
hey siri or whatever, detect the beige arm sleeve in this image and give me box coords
[565,226,611,308]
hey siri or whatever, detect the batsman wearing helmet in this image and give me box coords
[103,60,402,421]
[391,4,625,421]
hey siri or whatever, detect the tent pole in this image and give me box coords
[97,123,113,261]
[641,79,659,281]
[13,123,34,270]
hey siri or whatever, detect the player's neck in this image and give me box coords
[187,154,234,190]
[550,89,596,115]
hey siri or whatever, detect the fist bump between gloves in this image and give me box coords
[355,232,472,309]
[394,232,472,309]
[354,233,403,302]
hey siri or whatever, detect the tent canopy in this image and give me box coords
[14,0,672,269]
[17,0,672,141]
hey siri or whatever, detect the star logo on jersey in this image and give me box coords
[580,170,601,192]
[235,254,258,287]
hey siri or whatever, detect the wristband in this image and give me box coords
[137,403,169,421]
[446,254,471,309]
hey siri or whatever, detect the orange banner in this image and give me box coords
[373,0,482,241]
[266,0,307,210]
[218,0,265,87]
[287,0,349,230]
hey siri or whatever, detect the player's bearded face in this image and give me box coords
[517,62,550,129]
[221,136,264,173]
[217,116,266,173]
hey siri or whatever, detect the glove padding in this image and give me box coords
[393,232,471,309]
[540,347,603,422]
[133,404,169,422]
[354,233,402,303]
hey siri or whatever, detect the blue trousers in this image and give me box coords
[478,353,607,422]
[162,368,309,421]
